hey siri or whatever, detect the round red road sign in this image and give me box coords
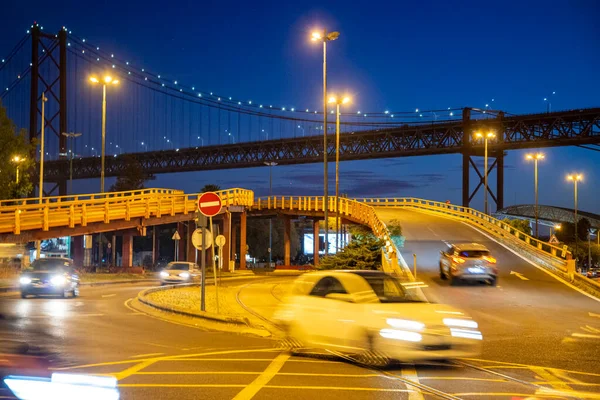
[198,192,222,217]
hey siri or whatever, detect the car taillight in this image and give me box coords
[452,257,466,264]
[482,256,496,264]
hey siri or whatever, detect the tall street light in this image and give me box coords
[36,92,48,260]
[62,132,82,195]
[474,131,496,214]
[264,161,278,267]
[11,156,25,184]
[328,95,351,252]
[567,173,583,262]
[89,75,119,193]
[544,91,556,113]
[311,28,339,256]
[525,153,545,237]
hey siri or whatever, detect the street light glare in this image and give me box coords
[89,77,99,83]
[311,31,322,41]
[328,96,337,104]
[342,97,350,104]
[112,79,119,85]
[567,174,583,182]
[487,132,495,138]
[104,76,113,84]
[474,132,483,139]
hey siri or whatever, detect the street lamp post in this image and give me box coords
[11,156,25,185]
[544,91,556,113]
[474,131,495,214]
[328,95,351,251]
[312,29,339,256]
[526,153,545,237]
[264,161,278,267]
[62,132,82,195]
[89,75,119,193]
[36,92,48,259]
[567,174,583,262]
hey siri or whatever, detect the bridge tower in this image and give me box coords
[29,24,68,196]
[462,108,505,211]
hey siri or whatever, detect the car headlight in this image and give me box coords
[19,277,31,285]
[50,276,66,286]
[450,328,483,340]
[443,318,478,329]
[179,272,190,279]
[380,328,422,342]
[160,271,169,278]
[386,318,425,331]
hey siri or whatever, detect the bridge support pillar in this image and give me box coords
[462,108,472,207]
[284,216,291,266]
[177,223,185,261]
[232,222,238,269]
[222,212,231,272]
[496,149,504,211]
[122,233,133,268]
[313,219,320,266]
[72,236,84,268]
[240,211,247,270]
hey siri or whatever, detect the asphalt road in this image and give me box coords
[0,208,599,399]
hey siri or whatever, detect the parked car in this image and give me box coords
[19,258,80,299]
[159,262,201,285]
[586,268,599,279]
[272,270,482,365]
[439,243,498,286]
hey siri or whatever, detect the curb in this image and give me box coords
[137,283,250,326]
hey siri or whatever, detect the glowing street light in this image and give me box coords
[567,173,583,259]
[329,95,351,251]
[89,75,119,193]
[474,131,496,214]
[525,153,545,237]
[11,155,25,184]
[311,28,340,257]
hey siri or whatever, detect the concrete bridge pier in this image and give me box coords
[72,236,84,268]
[122,232,133,268]
[313,219,320,266]
[283,216,291,266]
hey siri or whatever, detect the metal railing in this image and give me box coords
[0,188,254,235]
[252,195,403,275]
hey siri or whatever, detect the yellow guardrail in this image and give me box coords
[0,188,254,235]
[252,195,404,275]
[356,197,571,264]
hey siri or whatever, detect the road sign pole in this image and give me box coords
[201,224,206,312]
[210,216,219,314]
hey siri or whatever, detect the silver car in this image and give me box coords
[159,262,201,285]
[439,243,497,286]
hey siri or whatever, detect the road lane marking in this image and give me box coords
[134,371,379,377]
[115,359,158,381]
[572,332,600,339]
[130,353,164,359]
[455,393,562,398]
[418,377,504,382]
[401,366,425,400]
[582,325,600,333]
[463,357,600,377]
[28,313,104,318]
[460,222,600,303]
[118,384,412,392]
[532,367,572,391]
[590,312,600,318]
[232,353,290,400]
[510,271,529,280]
[101,294,116,298]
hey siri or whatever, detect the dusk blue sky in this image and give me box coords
[1,0,599,214]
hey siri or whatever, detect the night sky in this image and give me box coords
[1,0,599,213]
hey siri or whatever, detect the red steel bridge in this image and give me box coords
[1,24,599,209]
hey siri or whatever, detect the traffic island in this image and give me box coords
[135,275,281,338]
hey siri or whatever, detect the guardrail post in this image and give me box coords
[145,198,151,218]
[183,196,188,215]
[43,206,49,231]
[104,202,110,223]
[170,197,175,216]
[126,200,131,221]
[82,203,87,226]
[14,209,20,234]
[69,204,75,228]
[268,197,271,209]
[258,198,262,210]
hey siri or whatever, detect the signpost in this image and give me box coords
[172,231,181,261]
[197,192,222,312]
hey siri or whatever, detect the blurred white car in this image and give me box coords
[273,270,482,365]
[159,262,200,285]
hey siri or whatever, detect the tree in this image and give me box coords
[200,184,221,193]
[110,155,155,192]
[502,218,532,236]
[387,219,403,237]
[246,218,300,261]
[318,225,384,270]
[0,101,36,200]
[556,218,592,243]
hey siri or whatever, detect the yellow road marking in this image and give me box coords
[533,381,600,387]
[130,353,164,359]
[537,388,600,399]
[101,294,116,298]
[418,377,505,382]
[118,384,412,392]
[462,358,600,377]
[232,353,290,400]
[572,333,600,339]
[455,393,564,398]
[532,367,572,391]
[134,371,379,377]
[550,368,585,385]
[115,359,158,381]
[401,366,425,400]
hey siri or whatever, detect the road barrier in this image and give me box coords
[0,188,254,236]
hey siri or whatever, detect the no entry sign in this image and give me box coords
[198,192,222,217]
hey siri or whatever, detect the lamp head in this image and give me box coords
[342,96,351,104]
[89,76,99,83]
[311,31,322,41]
